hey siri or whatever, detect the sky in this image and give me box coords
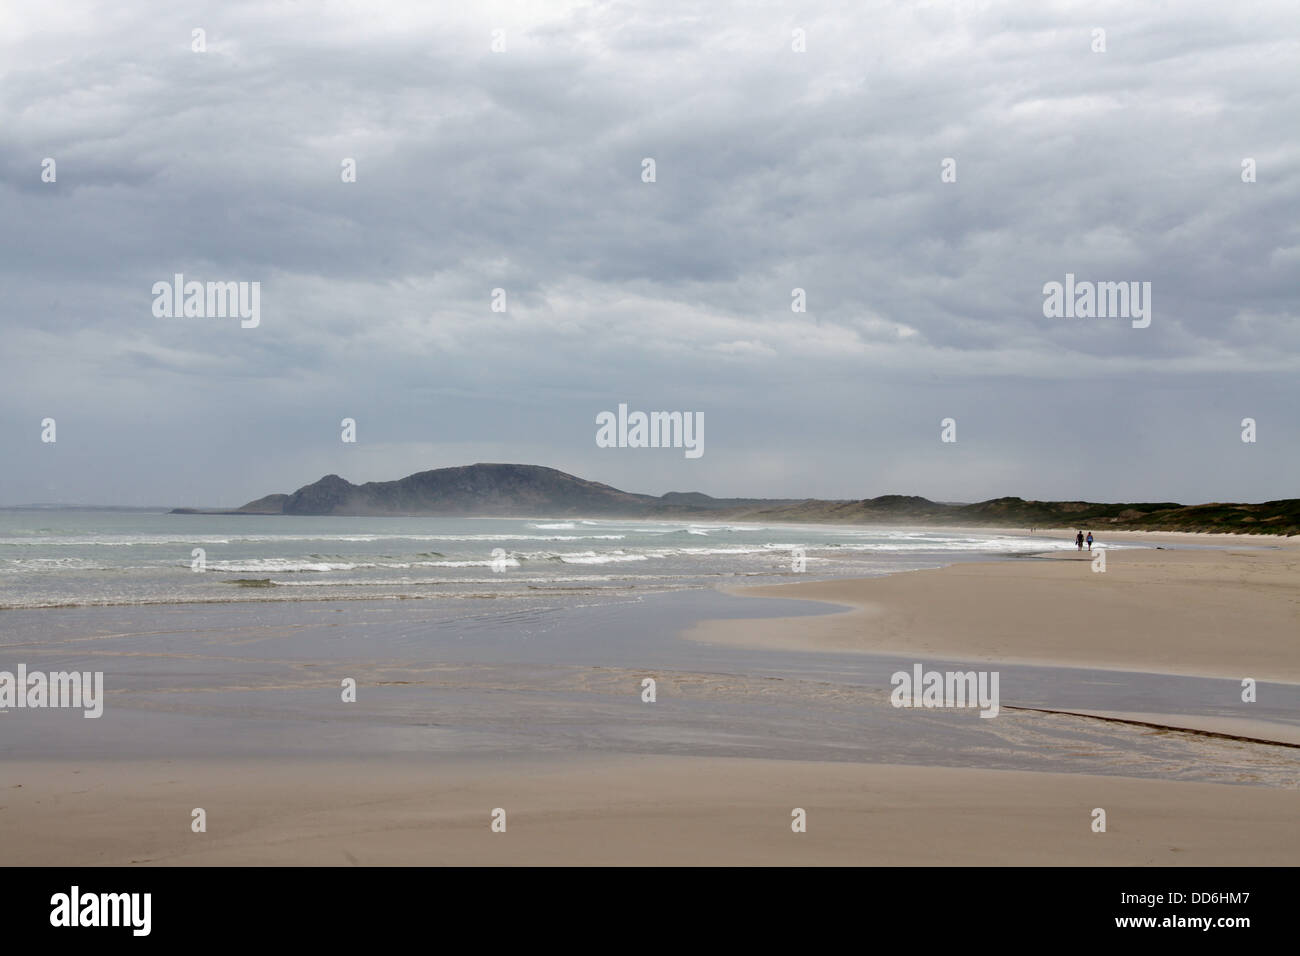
[1,0,1297,507]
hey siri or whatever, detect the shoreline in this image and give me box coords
[684,541,1300,684]
[895,526,1299,546]
[4,526,1287,614]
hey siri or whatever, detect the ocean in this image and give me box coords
[0,509,1091,609]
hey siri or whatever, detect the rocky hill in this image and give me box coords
[170,463,1299,533]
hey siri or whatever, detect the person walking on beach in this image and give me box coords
[1086,531,1094,552]
[1075,531,1084,551]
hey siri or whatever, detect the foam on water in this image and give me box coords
[0,510,1138,609]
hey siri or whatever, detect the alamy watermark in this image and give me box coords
[152,274,260,328]
[0,665,104,718]
[50,886,150,936]
[1042,273,1150,328]
[596,403,703,458]
[890,664,999,718]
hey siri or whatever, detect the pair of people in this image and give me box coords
[1075,531,1094,551]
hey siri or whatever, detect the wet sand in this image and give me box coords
[685,536,1300,684]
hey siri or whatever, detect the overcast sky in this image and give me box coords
[2,0,1297,507]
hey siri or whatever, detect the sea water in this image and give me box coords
[0,509,1092,609]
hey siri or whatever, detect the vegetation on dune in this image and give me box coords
[744,496,1300,534]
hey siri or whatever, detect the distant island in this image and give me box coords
[167,463,1300,534]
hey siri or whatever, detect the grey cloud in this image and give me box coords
[0,0,1295,506]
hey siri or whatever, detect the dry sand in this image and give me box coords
[686,534,1300,683]
[4,755,1297,866]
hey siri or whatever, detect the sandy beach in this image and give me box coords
[5,755,1298,866]
[686,532,1300,684]
[2,529,1296,867]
